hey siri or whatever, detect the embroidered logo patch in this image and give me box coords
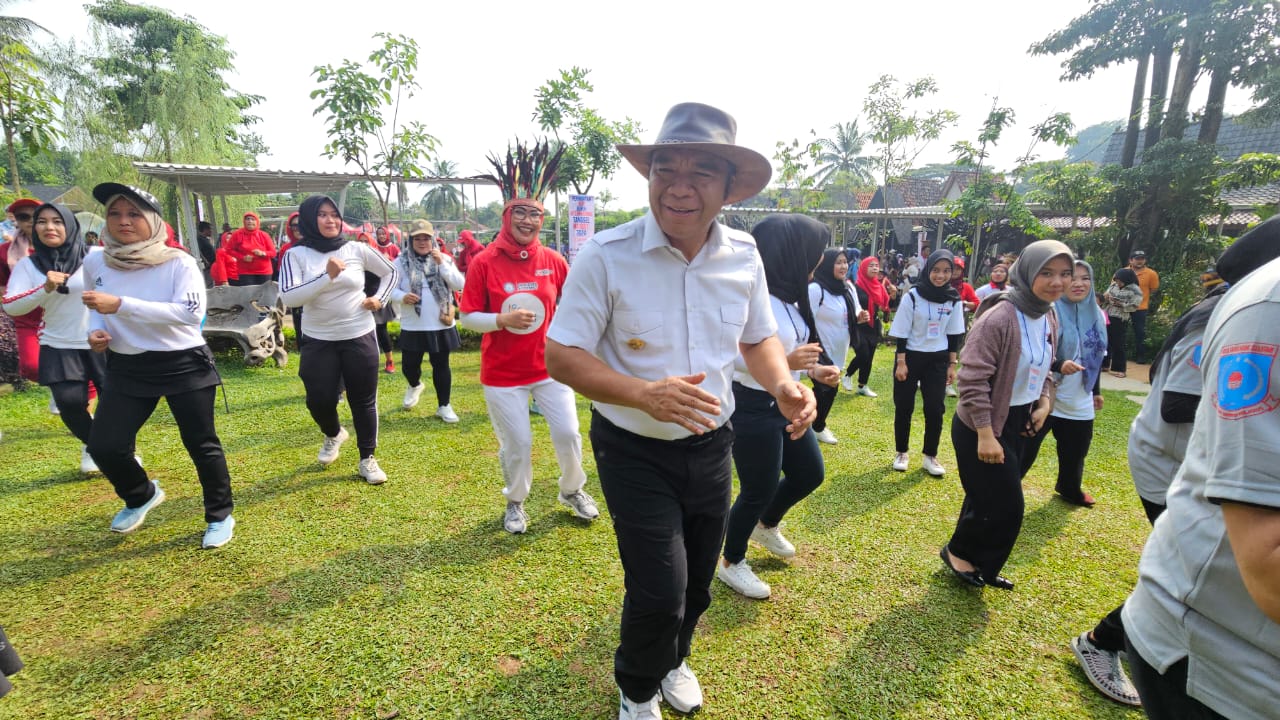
[502,282,515,293]
[517,282,538,291]
[1215,342,1280,419]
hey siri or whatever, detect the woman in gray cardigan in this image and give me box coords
[940,240,1074,590]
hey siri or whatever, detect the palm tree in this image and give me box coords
[0,0,47,44]
[811,120,875,187]
[420,159,463,220]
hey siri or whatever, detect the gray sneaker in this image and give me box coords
[503,501,528,534]
[1071,632,1141,706]
[558,490,599,520]
[109,481,165,533]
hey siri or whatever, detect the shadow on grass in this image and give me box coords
[795,466,925,533]
[824,581,989,717]
[1003,492,1075,579]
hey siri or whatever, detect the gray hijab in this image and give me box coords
[976,239,1073,320]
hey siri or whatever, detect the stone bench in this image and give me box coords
[204,282,288,367]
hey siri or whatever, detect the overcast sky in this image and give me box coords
[20,0,1251,210]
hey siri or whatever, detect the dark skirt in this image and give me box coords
[106,345,221,397]
[399,328,461,354]
[38,345,108,386]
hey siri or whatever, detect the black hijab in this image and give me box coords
[297,195,347,253]
[30,203,88,277]
[814,247,859,339]
[1150,215,1280,377]
[752,214,831,354]
[914,249,962,304]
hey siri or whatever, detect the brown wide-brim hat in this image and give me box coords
[617,102,772,206]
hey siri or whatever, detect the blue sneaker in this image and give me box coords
[109,481,165,533]
[202,516,235,549]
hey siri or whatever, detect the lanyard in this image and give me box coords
[1018,311,1047,366]
[783,303,804,345]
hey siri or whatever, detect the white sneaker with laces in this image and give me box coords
[402,383,424,409]
[80,446,99,474]
[358,457,387,485]
[618,689,662,720]
[945,384,958,397]
[751,524,796,558]
[840,375,854,392]
[660,661,703,714]
[922,454,946,477]
[317,427,349,465]
[717,559,771,599]
[435,404,459,423]
[814,427,838,445]
[503,501,528,534]
[857,385,878,397]
[892,452,909,471]
[558,490,600,520]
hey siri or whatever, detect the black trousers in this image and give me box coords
[1125,636,1227,720]
[947,405,1032,581]
[87,385,233,523]
[298,332,379,459]
[402,348,453,406]
[590,411,733,703]
[812,376,838,432]
[375,323,393,354]
[893,349,949,455]
[724,384,824,564]
[845,325,878,386]
[47,350,109,445]
[1106,317,1130,373]
[1131,309,1148,361]
[1018,415,1095,502]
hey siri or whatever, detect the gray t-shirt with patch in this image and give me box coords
[1127,331,1204,504]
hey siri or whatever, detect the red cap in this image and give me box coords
[952,257,965,268]
[5,198,40,214]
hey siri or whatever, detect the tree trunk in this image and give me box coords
[1121,53,1150,168]
[1144,39,1174,150]
[1198,66,1230,144]
[1163,15,1205,141]
[4,124,20,196]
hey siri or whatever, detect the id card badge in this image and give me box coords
[926,321,941,339]
[1027,366,1044,394]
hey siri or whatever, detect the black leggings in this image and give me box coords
[298,332,380,458]
[375,323,393,354]
[1019,415,1095,501]
[87,385,232,522]
[402,349,453,406]
[812,377,838,432]
[1105,317,1129,372]
[1125,636,1227,720]
[893,350,949,455]
[947,404,1032,581]
[50,381,95,444]
[845,325,878,386]
[724,384,824,564]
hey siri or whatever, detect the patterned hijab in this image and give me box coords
[1055,259,1108,390]
[100,195,186,271]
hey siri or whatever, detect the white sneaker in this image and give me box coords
[435,404,459,423]
[856,385,878,398]
[49,396,60,415]
[503,501,528,534]
[618,689,662,720]
[922,454,946,477]
[717,559,771,599]
[751,524,796,558]
[660,661,703,714]
[317,427,349,465]
[402,383,424,409]
[80,446,99,474]
[358,456,387,485]
[945,384,958,398]
[814,427,838,445]
[892,452,909,472]
[840,375,854,392]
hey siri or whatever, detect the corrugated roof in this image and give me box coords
[1220,182,1280,206]
[1101,117,1280,165]
[133,162,495,196]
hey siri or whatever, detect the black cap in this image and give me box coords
[92,183,162,215]
[1130,250,1146,258]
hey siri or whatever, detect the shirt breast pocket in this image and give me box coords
[613,310,665,354]
[720,303,748,348]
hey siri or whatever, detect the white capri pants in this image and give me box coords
[482,378,587,503]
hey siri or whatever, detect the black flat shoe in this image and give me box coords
[940,545,984,587]
[984,574,1015,591]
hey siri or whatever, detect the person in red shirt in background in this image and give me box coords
[459,139,597,535]
[223,212,276,286]
[454,229,485,275]
[363,230,400,373]
[210,238,239,287]
[277,212,307,342]
[0,198,43,384]
[945,256,982,398]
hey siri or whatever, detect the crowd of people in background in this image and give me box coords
[4,97,1276,720]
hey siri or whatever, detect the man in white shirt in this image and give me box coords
[546,103,815,720]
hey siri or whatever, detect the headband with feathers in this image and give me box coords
[483,139,564,206]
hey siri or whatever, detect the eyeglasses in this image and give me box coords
[14,213,32,221]
[510,207,544,221]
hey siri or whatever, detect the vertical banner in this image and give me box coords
[568,194,595,264]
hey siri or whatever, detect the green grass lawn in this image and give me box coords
[0,347,1149,719]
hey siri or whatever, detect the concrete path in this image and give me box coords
[1099,361,1151,403]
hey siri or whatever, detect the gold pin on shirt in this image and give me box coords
[627,338,646,350]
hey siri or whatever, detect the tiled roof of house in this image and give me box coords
[1221,182,1280,206]
[1101,117,1280,165]
[870,177,943,209]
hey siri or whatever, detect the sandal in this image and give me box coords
[1057,490,1097,507]
[1109,371,1126,378]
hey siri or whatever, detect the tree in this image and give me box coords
[1065,119,1124,164]
[312,32,439,225]
[1028,161,1112,233]
[811,120,875,187]
[771,137,824,211]
[0,41,60,194]
[532,67,640,195]
[420,158,462,220]
[0,0,45,44]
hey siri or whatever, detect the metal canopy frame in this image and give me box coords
[724,205,952,253]
[132,162,495,250]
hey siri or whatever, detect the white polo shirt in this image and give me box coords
[887,287,965,353]
[547,211,777,440]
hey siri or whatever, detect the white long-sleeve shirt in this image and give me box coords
[279,242,399,342]
[2,249,102,349]
[81,251,206,354]
[390,255,464,332]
